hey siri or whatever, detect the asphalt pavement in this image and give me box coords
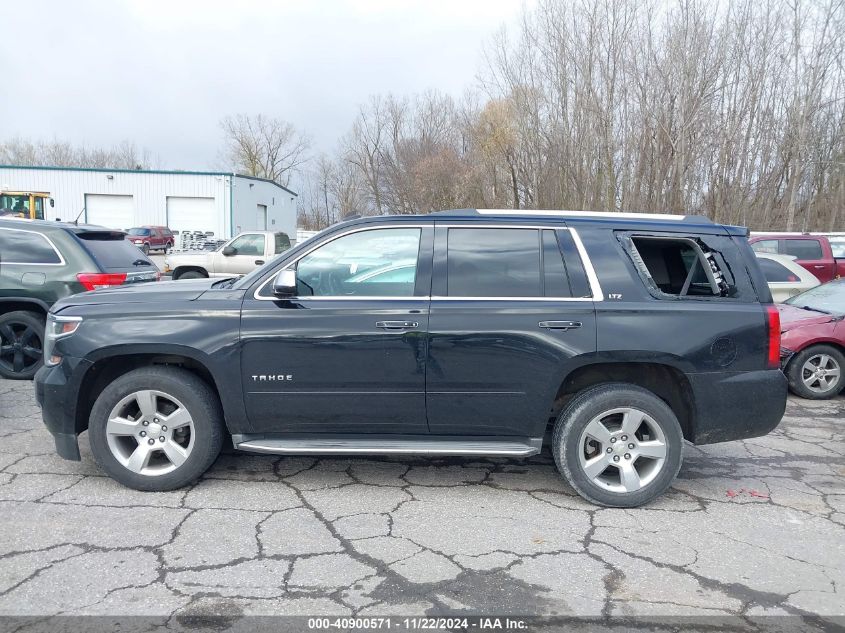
[0,378,842,630]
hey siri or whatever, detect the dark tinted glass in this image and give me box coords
[542,229,571,297]
[274,232,291,254]
[447,228,540,297]
[556,230,591,297]
[783,239,823,260]
[79,234,151,270]
[758,258,798,282]
[0,229,61,264]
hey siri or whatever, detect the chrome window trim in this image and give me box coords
[253,224,428,301]
[251,223,602,302]
[0,227,66,266]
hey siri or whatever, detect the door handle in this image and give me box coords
[812,265,824,269]
[255,259,265,265]
[376,321,419,330]
[539,320,582,330]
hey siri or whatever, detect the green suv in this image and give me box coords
[0,219,160,379]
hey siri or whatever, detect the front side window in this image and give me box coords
[751,239,779,254]
[228,234,264,256]
[447,228,541,297]
[783,239,823,260]
[295,227,421,297]
[0,229,62,264]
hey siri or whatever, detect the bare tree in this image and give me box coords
[220,114,310,187]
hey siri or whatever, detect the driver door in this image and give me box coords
[240,224,433,434]
[213,233,266,275]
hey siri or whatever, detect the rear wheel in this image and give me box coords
[787,345,845,400]
[164,242,172,254]
[175,269,207,280]
[88,366,224,490]
[553,383,684,507]
[0,311,45,380]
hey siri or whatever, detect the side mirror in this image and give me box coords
[272,269,297,298]
[222,245,236,256]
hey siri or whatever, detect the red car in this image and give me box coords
[750,234,845,283]
[778,279,845,399]
[126,226,174,255]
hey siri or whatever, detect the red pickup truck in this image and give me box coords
[750,234,845,283]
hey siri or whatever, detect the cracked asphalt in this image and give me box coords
[0,377,843,629]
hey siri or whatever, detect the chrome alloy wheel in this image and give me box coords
[577,407,668,493]
[801,353,841,395]
[105,390,195,476]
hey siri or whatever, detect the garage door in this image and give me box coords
[166,197,217,236]
[85,194,135,230]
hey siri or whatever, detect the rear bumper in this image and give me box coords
[34,356,91,461]
[687,369,787,444]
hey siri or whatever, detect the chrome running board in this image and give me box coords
[232,435,542,457]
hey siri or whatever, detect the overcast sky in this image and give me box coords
[1,0,531,178]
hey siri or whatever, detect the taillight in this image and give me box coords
[76,272,128,291]
[765,305,781,369]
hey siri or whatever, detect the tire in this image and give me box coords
[786,345,845,400]
[142,243,150,256]
[175,270,207,280]
[88,366,225,491]
[0,310,45,380]
[552,383,684,508]
[164,242,172,254]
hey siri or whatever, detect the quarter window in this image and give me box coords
[295,227,421,297]
[447,228,540,297]
[0,229,61,264]
[628,236,729,298]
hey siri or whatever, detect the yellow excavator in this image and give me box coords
[0,191,53,220]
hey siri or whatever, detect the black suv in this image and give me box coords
[0,219,159,379]
[35,210,786,507]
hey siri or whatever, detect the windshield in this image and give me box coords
[784,280,845,315]
[128,228,151,236]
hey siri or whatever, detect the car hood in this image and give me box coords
[52,279,216,311]
[777,303,838,332]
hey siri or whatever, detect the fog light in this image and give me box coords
[49,355,62,366]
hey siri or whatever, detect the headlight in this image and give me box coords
[44,315,82,367]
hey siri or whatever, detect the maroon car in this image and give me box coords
[779,279,845,399]
[126,226,174,255]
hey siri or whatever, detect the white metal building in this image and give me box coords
[0,165,297,240]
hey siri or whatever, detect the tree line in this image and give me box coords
[299,0,844,232]
[3,0,843,232]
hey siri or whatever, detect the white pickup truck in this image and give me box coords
[165,231,292,280]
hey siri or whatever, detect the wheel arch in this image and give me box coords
[0,298,50,316]
[172,266,209,280]
[551,361,695,441]
[74,346,235,435]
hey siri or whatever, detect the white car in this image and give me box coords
[755,252,820,302]
[165,231,291,280]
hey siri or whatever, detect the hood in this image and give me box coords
[777,303,837,332]
[52,278,216,312]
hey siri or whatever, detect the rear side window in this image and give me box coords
[626,235,732,298]
[274,232,291,254]
[78,233,150,270]
[783,239,823,260]
[758,258,799,283]
[447,228,540,297]
[0,228,62,264]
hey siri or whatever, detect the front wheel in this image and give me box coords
[786,345,845,400]
[88,366,224,491]
[175,270,207,280]
[553,383,684,508]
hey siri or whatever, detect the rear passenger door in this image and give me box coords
[425,223,597,438]
[782,238,832,282]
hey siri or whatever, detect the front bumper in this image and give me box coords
[687,369,787,444]
[34,356,91,461]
